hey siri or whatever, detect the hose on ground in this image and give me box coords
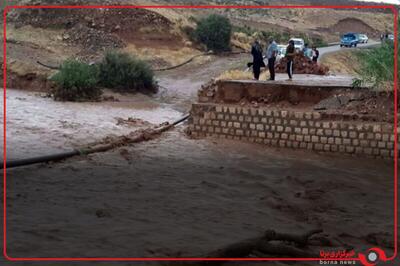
[1,114,190,169]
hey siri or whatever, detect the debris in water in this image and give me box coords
[115,117,152,127]
[119,148,132,162]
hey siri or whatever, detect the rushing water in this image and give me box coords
[1,89,183,160]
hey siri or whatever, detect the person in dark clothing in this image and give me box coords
[251,40,265,80]
[312,46,319,63]
[285,40,296,80]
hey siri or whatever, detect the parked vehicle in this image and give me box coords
[276,45,287,62]
[357,33,368,43]
[340,33,359,47]
[289,38,305,51]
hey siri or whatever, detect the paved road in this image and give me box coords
[319,40,381,60]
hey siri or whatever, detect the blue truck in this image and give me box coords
[340,33,359,48]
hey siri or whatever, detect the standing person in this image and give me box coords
[312,46,319,63]
[302,43,309,55]
[285,40,296,81]
[251,40,265,80]
[266,37,278,81]
[303,43,313,59]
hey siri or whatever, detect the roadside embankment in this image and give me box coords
[320,50,360,75]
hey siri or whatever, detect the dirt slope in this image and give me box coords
[2,5,197,90]
[8,7,185,57]
[1,0,394,91]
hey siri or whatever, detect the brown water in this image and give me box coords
[2,89,182,160]
[2,54,247,160]
[4,129,395,263]
[1,54,397,264]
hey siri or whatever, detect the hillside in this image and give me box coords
[1,0,395,90]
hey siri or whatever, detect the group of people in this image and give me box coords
[250,38,319,81]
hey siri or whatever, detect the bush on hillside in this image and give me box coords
[51,59,101,101]
[194,14,232,52]
[99,51,157,93]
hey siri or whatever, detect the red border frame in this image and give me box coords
[2,4,398,264]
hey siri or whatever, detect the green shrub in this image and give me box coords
[99,51,157,93]
[194,14,232,52]
[354,43,398,89]
[51,59,100,101]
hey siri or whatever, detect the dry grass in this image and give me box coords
[231,32,253,51]
[320,50,360,75]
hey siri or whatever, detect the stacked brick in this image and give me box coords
[189,103,398,159]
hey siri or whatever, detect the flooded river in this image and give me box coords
[4,129,395,263]
[3,89,182,160]
[1,54,397,264]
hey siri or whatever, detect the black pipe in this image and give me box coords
[1,114,190,169]
[172,114,190,126]
[3,150,80,169]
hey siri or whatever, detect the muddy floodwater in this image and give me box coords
[2,89,183,160]
[4,129,395,264]
[1,54,397,265]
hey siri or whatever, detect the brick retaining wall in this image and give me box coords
[188,103,398,159]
